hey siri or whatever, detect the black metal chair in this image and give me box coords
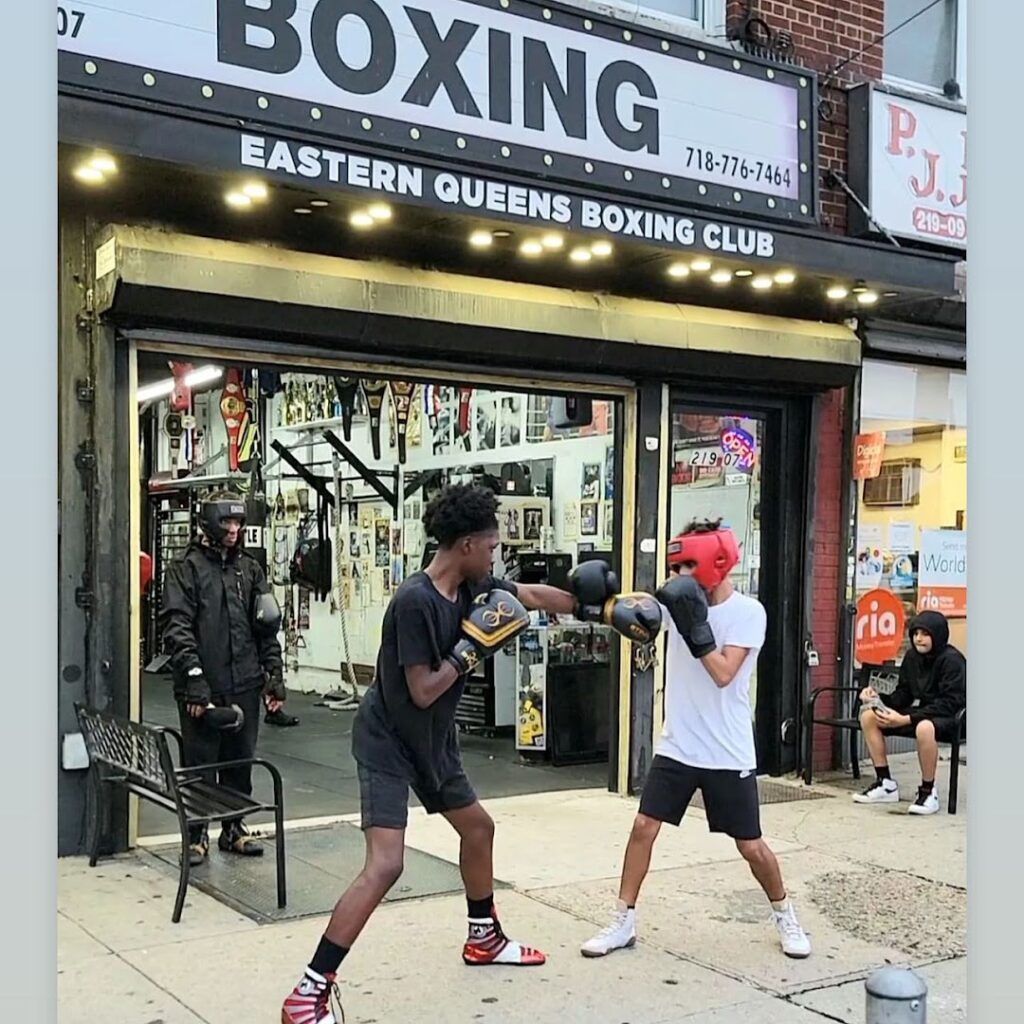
[75,703,287,922]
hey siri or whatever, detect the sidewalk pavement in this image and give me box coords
[57,752,966,1023]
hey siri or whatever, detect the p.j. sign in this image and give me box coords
[849,84,966,249]
[57,0,816,220]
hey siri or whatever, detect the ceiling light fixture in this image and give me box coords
[856,290,879,305]
[242,181,268,200]
[519,240,544,257]
[569,247,592,263]
[734,269,753,278]
[492,229,513,239]
[349,211,375,229]
[751,275,773,290]
[774,269,796,284]
[89,154,117,174]
[826,285,849,300]
[225,191,253,209]
[710,270,733,284]
[667,262,690,278]
[469,230,493,248]
[367,202,392,221]
[137,365,224,404]
[542,232,564,250]
[691,258,712,272]
[590,240,613,257]
[73,165,106,185]
[309,200,330,208]
[293,207,312,215]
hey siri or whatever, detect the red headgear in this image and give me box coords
[666,527,739,591]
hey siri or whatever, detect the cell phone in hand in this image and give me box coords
[864,696,887,713]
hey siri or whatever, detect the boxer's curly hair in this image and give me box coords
[423,483,500,547]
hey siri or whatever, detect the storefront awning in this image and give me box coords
[95,224,861,378]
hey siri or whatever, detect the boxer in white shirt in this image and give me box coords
[580,520,811,961]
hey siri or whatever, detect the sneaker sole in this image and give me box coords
[580,936,637,958]
[907,806,939,815]
[783,948,812,959]
[852,794,899,804]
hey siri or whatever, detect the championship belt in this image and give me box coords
[361,379,388,460]
[333,376,360,441]
[219,369,247,472]
[237,372,259,475]
[388,381,416,464]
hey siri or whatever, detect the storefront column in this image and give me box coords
[626,380,667,794]
[57,214,133,855]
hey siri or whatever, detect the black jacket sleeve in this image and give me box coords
[910,653,967,725]
[251,564,284,680]
[160,559,203,683]
[882,661,915,714]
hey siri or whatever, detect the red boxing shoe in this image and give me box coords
[462,917,547,966]
[281,969,344,1024]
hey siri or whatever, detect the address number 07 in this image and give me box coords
[58,7,85,38]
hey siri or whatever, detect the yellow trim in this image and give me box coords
[617,392,638,794]
[461,618,531,648]
[653,384,671,754]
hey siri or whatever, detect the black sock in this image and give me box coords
[467,894,494,920]
[920,779,934,792]
[874,766,891,782]
[309,936,349,977]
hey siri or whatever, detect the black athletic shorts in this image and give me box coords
[638,755,761,841]
[357,764,477,830]
[884,716,961,743]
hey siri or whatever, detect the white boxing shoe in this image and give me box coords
[580,900,637,958]
[773,902,811,959]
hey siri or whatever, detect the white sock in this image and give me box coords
[770,897,791,914]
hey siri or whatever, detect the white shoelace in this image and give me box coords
[596,912,630,938]
[775,908,805,940]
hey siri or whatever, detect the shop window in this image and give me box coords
[854,360,967,662]
[862,459,922,508]
[560,1,723,36]
[884,0,966,100]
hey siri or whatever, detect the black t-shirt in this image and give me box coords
[351,571,518,791]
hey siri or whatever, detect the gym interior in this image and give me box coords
[136,348,631,838]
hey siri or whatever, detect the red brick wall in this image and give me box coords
[726,1,885,233]
[809,386,848,769]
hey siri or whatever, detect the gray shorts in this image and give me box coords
[357,763,477,830]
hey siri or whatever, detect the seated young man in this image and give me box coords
[854,610,967,815]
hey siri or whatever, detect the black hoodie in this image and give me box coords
[884,611,966,724]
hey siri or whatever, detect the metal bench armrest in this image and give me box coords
[807,686,862,716]
[175,757,285,802]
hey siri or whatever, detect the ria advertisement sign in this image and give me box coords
[57,0,816,221]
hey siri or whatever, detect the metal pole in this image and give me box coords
[865,967,927,1023]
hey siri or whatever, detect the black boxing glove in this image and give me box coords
[656,574,717,659]
[568,560,620,621]
[263,669,286,704]
[184,667,211,708]
[447,590,531,676]
[203,703,246,733]
[605,593,664,644]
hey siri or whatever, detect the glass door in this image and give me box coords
[668,409,766,713]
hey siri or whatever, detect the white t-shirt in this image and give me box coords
[656,590,767,772]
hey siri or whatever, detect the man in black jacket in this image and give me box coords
[160,491,286,863]
[854,610,967,815]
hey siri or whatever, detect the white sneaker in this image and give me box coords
[908,788,940,815]
[852,779,899,804]
[773,903,811,959]
[580,900,636,958]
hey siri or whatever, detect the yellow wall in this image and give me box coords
[857,421,968,657]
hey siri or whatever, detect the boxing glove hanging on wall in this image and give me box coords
[549,395,593,429]
[361,379,388,460]
[388,380,417,464]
